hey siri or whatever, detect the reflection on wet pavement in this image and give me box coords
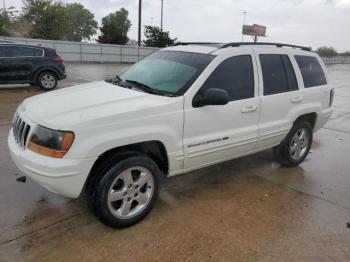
[0,64,350,261]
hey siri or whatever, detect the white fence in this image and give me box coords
[321,56,350,65]
[0,36,159,63]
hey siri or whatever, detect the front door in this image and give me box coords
[183,51,260,170]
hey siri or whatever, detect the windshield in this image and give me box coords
[120,51,215,96]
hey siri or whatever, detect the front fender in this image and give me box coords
[75,125,180,158]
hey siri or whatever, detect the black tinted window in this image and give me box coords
[200,55,254,101]
[281,55,298,91]
[295,55,327,87]
[0,46,43,57]
[260,54,298,95]
[12,47,43,57]
[0,46,13,57]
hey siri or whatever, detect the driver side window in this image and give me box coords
[199,55,255,101]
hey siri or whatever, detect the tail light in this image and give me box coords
[330,88,335,107]
[50,57,64,63]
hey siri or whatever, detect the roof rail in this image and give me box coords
[172,42,223,47]
[219,42,312,51]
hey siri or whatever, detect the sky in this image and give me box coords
[5,0,350,51]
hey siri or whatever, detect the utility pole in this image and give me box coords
[241,11,246,41]
[138,0,142,46]
[2,0,6,13]
[160,0,164,31]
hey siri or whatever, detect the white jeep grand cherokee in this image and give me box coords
[8,42,334,228]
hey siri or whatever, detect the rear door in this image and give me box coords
[254,50,301,150]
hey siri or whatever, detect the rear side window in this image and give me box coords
[260,54,298,96]
[45,49,59,58]
[200,55,254,101]
[0,46,13,57]
[12,47,43,57]
[294,55,327,87]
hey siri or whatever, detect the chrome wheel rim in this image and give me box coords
[41,74,56,89]
[107,166,154,219]
[289,128,309,161]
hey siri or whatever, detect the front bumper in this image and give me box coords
[8,129,97,198]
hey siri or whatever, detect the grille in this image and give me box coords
[12,113,31,148]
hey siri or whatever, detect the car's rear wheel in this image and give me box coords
[37,71,58,91]
[88,155,160,228]
[273,121,313,167]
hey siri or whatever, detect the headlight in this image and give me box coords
[28,126,75,158]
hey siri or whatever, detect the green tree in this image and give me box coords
[22,0,69,40]
[339,51,350,57]
[143,25,176,47]
[0,6,19,36]
[98,8,131,45]
[9,17,32,37]
[316,46,338,57]
[0,10,10,36]
[65,3,97,42]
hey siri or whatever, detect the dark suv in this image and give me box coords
[0,43,66,91]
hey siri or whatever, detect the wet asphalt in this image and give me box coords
[0,63,350,261]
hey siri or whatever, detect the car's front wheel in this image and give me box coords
[89,155,160,228]
[273,121,313,167]
[37,71,58,91]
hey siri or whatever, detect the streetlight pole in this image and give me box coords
[138,0,142,46]
[107,16,110,44]
[160,0,164,31]
[241,11,246,42]
[2,0,6,13]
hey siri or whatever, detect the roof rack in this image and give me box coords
[219,42,311,51]
[172,42,223,47]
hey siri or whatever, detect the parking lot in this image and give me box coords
[1,63,350,261]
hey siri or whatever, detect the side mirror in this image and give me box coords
[193,88,229,107]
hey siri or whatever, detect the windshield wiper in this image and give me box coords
[106,75,124,85]
[124,80,175,97]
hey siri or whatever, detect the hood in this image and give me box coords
[21,81,173,129]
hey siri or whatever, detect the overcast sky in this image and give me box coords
[6,0,350,51]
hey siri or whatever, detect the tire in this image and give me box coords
[88,154,161,228]
[273,121,313,167]
[37,71,58,91]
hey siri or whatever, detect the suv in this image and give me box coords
[8,42,334,228]
[0,43,66,90]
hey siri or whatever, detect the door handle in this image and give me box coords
[241,105,258,113]
[291,97,303,103]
